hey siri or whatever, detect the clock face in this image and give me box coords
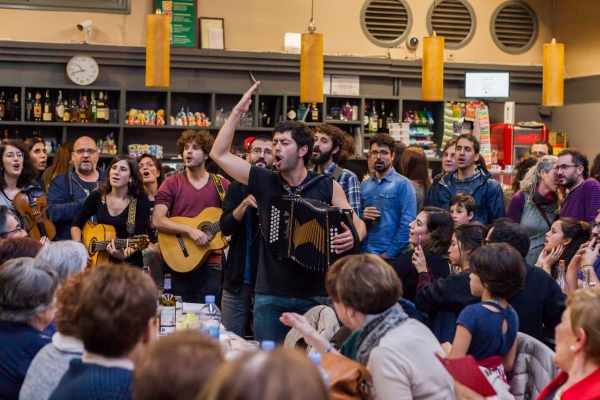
[66,55,99,86]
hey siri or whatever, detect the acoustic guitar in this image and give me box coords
[157,207,228,273]
[82,222,149,267]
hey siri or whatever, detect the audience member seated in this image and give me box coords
[388,206,453,301]
[281,254,455,399]
[197,348,329,400]
[536,218,590,278]
[50,264,157,400]
[35,241,88,284]
[20,270,89,400]
[415,223,488,342]
[449,193,476,226]
[507,156,560,265]
[0,237,43,265]
[0,258,59,400]
[565,238,600,296]
[132,330,223,400]
[444,244,526,382]
[487,218,565,342]
[0,206,27,241]
[537,288,600,400]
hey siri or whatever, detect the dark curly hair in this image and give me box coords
[454,222,488,262]
[368,133,396,154]
[0,139,38,190]
[313,124,346,164]
[176,129,214,157]
[421,206,454,256]
[273,120,315,166]
[488,218,530,259]
[558,148,589,180]
[98,155,144,198]
[469,243,526,299]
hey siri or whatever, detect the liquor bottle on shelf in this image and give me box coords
[258,102,270,127]
[330,100,341,120]
[351,101,359,121]
[386,112,394,133]
[96,92,105,123]
[341,100,352,121]
[33,91,42,122]
[287,98,297,121]
[25,92,33,122]
[311,104,319,122]
[103,92,110,123]
[159,274,176,334]
[55,91,64,122]
[12,94,20,121]
[369,101,378,134]
[0,92,5,121]
[42,90,52,122]
[378,102,387,133]
[79,95,89,123]
[90,91,97,122]
[70,98,79,123]
[297,103,307,121]
[363,102,369,131]
[63,100,71,123]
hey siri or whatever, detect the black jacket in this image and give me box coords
[388,250,450,302]
[220,181,260,295]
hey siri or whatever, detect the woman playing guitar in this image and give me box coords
[71,155,151,267]
[0,139,50,244]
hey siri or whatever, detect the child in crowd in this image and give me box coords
[449,193,476,226]
[444,243,526,382]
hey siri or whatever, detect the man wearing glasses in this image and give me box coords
[48,136,105,240]
[360,134,416,259]
[529,140,554,156]
[0,206,27,240]
[557,148,600,224]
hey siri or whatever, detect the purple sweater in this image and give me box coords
[560,178,600,224]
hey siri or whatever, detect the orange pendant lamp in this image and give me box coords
[542,38,564,107]
[300,0,323,113]
[146,10,171,88]
[422,31,444,101]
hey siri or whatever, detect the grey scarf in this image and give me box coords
[356,303,408,365]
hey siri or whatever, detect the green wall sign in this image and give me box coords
[155,0,196,48]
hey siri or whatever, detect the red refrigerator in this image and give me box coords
[490,124,549,168]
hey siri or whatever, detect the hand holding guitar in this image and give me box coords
[188,227,210,246]
[106,239,128,260]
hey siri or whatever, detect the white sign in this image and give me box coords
[284,33,301,54]
[331,75,360,96]
[323,74,331,95]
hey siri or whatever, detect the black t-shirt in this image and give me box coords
[248,166,334,298]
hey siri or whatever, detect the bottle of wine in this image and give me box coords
[96,92,105,123]
[159,274,176,334]
[311,104,319,122]
[79,95,89,123]
[90,91,97,123]
[386,112,394,133]
[341,100,352,121]
[63,100,71,123]
[103,92,110,123]
[363,102,369,132]
[42,90,52,122]
[287,98,297,121]
[378,102,387,133]
[297,103,307,121]
[331,100,341,120]
[55,91,64,122]
[12,94,20,121]
[0,92,6,121]
[369,101,378,134]
[25,92,33,122]
[258,102,270,127]
[70,98,79,123]
[33,91,42,122]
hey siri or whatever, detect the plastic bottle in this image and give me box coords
[261,341,275,351]
[308,353,330,387]
[556,260,569,292]
[199,295,221,339]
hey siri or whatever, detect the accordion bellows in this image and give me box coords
[268,196,354,271]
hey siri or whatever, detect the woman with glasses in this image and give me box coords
[0,140,38,212]
[507,155,560,265]
[24,138,48,191]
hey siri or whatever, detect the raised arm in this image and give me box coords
[210,82,261,185]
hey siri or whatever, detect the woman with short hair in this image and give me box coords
[0,258,59,400]
[35,241,88,284]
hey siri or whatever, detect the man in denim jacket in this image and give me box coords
[360,134,416,259]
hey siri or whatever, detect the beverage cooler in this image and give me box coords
[489,124,549,168]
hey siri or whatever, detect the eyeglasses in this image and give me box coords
[4,152,24,159]
[250,148,272,156]
[556,164,579,171]
[73,149,98,156]
[0,226,25,237]
[531,151,547,156]
[369,150,390,158]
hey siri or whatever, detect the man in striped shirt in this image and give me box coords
[557,149,600,224]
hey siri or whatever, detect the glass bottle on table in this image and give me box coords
[159,274,176,334]
[581,268,592,290]
[199,295,221,339]
[556,260,569,292]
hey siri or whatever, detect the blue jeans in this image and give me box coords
[221,285,254,337]
[253,293,319,343]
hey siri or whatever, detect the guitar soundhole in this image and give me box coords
[197,222,215,241]
[89,239,96,255]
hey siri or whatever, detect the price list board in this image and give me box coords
[155,0,196,47]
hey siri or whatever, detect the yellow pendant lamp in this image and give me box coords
[146,10,170,88]
[422,32,444,101]
[543,39,564,107]
[300,0,323,116]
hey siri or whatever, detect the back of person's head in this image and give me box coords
[469,243,526,299]
[36,241,88,284]
[197,349,328,400]
[326,253,402,315]
[454,222,488,256]
[457,133,480,154]
[567,287,600,365]
[421,206,454,255]
[392,141,407,174]
[133,330,224,400]
[488,218,531,260]
[0,237,43,265]
[273,121,315,166]
[78,263,157,357]
[0,258,58,324]
[449,193,476,215]
[511,155,540,192]
[55,270,90,339]
[558,148,589,179]
[401,146,431,189]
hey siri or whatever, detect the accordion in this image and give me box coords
[267,196,358,271]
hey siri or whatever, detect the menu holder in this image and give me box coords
[435,353,497,397]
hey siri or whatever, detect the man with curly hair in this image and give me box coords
[153,130,230,304]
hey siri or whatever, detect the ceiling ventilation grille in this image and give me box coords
[360,0,412,48]
[426,0,476,49]
[491,1,538,54]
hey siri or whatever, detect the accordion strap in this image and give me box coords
[279,173,327,196]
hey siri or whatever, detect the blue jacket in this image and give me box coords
[47,167,106,240]
[427,167,505,225]
[424,172,445,208]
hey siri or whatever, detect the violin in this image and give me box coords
[14,186,56,241]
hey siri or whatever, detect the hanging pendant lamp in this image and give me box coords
[300,0,323,113]
[422,32,444,101]
[543,39,564,107]
[146,10,170,88]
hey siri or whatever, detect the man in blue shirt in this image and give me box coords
[360,134,416,259]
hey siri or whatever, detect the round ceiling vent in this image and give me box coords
[360,0,412,48]
[491,1,539,54]
[426,0,476,50]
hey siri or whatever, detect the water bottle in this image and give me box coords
[308,353,330,387]
[199,295,221,339]
[261,341,275,351]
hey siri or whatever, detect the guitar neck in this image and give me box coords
[92,239,142,250]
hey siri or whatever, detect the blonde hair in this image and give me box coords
[520,155,558,201]
[567,287,600,365]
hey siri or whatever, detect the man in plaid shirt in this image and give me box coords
[311,124,361,217]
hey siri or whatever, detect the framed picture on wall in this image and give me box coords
[199,17,225,50]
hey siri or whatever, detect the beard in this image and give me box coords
[374,160,389,172]
[558,174,578,188]
[251,157,271,169]
[310,147,334,166]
